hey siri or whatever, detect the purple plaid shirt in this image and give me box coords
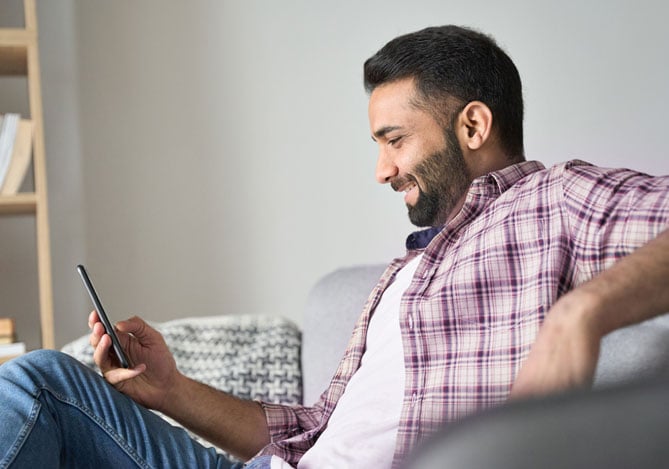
[257,160,669,467]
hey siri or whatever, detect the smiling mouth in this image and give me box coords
[391,175,417,193]
[390,176,419,205]
[395,181,419,206]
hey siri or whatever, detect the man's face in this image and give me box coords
[369,78,472,227]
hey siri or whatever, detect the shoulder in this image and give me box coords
[552,160,669,197]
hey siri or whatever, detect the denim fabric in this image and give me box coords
[242,455,272,468]
[0,350,241,468]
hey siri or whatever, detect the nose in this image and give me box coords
[375,149,398,184]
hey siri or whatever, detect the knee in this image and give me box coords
[14,349,78,368]
[1,350,87,383]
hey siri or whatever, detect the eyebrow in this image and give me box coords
[371,125,403,142]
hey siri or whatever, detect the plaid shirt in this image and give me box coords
[257,160,669,467]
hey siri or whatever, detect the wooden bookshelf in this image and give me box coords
[0,0,54,349]
[0,192,37,214]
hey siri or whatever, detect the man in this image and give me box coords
[1,25,669,468]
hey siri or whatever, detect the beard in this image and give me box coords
[392,128,472,227]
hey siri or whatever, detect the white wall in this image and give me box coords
[4,0,668,347]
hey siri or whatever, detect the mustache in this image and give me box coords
[390,174,419,192]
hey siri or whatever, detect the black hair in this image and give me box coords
[364,25,524,158]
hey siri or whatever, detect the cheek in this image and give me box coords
[402,145,433,177]
[413,158,442,190]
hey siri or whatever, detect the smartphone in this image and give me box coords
[76,264,131,368]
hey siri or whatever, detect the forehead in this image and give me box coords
[368,78,440,137]
[368,78,417,121]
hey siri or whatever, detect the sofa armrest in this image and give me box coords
[406,376,669,469]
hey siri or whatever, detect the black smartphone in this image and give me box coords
[76,264,131,368]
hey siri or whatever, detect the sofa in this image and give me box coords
[63,263,669,462]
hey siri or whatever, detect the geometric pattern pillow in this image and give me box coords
[62,314,303,405]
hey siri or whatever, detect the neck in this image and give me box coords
[466,148,524,181]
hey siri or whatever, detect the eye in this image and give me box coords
[388,136,403,147]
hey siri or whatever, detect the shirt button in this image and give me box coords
[408,314,414,330]
[411,392,418,407]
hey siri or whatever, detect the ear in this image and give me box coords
[456,101,493,151]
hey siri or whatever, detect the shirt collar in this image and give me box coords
[405,160,546,250]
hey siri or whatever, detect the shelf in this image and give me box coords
[0,0,55,350]
[0,193,37,214]
[0,45,27,75]
[0,28,34,45]
[0,28,34,76]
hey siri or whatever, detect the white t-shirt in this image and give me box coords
[271,255,423,469]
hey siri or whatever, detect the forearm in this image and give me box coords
[158,373,271,461]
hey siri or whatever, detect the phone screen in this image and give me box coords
[77,264,131,368]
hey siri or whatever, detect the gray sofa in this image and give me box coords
[64,263,669,462]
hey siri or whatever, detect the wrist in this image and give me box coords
[156,370,189,415]
[550,288,606,340]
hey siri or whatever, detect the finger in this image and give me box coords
[88,310,100,329]
[104,363,147,386]
[93,333,118,372]
[89,321,106,349]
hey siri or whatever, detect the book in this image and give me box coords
[0,113,20,189]
[0,317,15,337]
[0,119,33,195]
[0,318,16,345]
[0,341,26,364]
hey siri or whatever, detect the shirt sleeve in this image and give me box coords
[252,400,326,465]
[258,401,324,443]
[560,161,669,283]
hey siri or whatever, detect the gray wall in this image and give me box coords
[1,0,668,348]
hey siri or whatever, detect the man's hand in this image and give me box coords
[89,311,180,412]
[89,311,271,459]
[509,291,603,399]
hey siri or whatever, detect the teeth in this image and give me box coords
[404,183,416,193]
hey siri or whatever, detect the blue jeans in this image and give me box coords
[0,350,272,468]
